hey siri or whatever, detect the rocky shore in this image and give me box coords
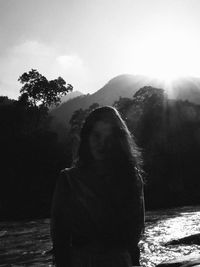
[156,233,200,267]
[1,206,200,266]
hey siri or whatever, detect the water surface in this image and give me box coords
[1,206,200,266]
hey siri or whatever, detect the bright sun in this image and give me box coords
[123,25,200,84]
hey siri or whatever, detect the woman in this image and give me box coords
[51,106,145,267]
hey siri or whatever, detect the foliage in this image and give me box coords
[69,103,100,135]
[113,87,200,208]
[113,86,166,141]
[1,82,200,219]
[18,69,73,108]
[0,70,73,220]
[132,86,166,146]
[68,103,100,160]
[113,97,133,120]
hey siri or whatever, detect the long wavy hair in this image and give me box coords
[76,106,144,183]
[76,106,145,244]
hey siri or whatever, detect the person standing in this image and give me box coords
[51,106,145,267]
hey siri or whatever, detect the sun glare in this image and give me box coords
[123,25,200,86]
[136,42,192,82]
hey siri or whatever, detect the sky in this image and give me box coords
[1,0,200,99]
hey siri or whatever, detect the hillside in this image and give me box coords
[172,77,200,104]
[51,74,156,126]
[51,74,200,129]
[60,90,83,103]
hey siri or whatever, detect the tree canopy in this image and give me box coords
[18,69,73,108]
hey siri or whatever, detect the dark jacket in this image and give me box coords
[51,166,145,266]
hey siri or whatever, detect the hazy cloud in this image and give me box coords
[0,40,90,99]
[56,55,83,69]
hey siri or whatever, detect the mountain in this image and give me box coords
[51,74,200,129]
[171,77,200,104]
[51,74,154,126]
[60,90,83,103]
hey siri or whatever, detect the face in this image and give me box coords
[89,121,113,161]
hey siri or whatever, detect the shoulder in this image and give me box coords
[60,166,79,179]
[51,169,76,215]
[59,166,81,187]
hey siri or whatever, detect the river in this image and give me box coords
[1,206,200,267]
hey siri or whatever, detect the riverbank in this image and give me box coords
[1,206,200,266]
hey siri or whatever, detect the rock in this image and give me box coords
[157,255,200,267]
[165,234,200,246]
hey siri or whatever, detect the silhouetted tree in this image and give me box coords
[18,69,73,108]
[113,97,133,121]
[2,80,200,219]
[69,103,100,135]
[132,86,166,146]
[0,69,74,219]
[68,103,100,160]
